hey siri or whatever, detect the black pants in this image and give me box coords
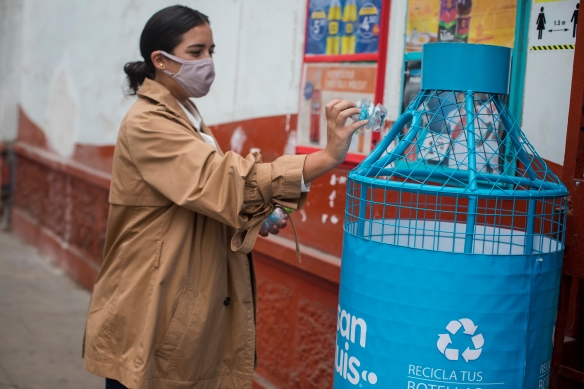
[105,378,128,389]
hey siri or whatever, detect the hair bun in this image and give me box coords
[124,61,154,95]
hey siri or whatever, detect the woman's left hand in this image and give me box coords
[259,213,289,237]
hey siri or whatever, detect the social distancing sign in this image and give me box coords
[530,0,579,50]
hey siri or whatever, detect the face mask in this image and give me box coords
[159,51,215,98]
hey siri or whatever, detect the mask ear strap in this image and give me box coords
[158,51,183,78]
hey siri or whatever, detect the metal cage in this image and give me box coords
[347,48,567,257]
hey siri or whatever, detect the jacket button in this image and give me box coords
[223,297,231,306]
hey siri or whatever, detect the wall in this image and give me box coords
[522,49,574,165]
[0,0,23,142]
[1,0,306,154]
[522,2,575,165]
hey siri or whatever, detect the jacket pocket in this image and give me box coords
[155,288,199,360]
[153,241,163,268]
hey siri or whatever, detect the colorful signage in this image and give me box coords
[406,0,517,53]
[306,0,383,56]
[298,63,377,154]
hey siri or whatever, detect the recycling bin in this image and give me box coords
[335,43,568,389]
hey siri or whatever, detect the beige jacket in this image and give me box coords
[83,78,308,389]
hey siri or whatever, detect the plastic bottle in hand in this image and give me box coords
[351,98,388,132]
[259,208,289,235]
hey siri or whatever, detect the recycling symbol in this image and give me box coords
[437,318,484,363]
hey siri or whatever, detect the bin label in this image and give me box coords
[334,232,563,388]
[437,319,484,362]
[336,305,378,385]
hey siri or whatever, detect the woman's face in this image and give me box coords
[151,23,215,99]
[172,23,214,64]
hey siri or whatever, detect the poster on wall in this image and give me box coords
[305,0,383,56]
[406,0,517,53]
[298,63,377,154]
[529,0,578,50]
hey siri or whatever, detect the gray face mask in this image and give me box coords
[159,51,215,98]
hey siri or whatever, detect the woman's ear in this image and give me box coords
[151,51,166,70]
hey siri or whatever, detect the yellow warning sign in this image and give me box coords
[530,44,576,50]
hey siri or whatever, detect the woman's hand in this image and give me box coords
[258,213,289,237]
[323,99,367,165]
[302,99,367,184]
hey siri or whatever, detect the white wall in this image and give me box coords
[0,0,23,142]
[0,0,306,155]
[521,0,578,165]
[522,49,573,165]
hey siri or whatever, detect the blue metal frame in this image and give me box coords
[508,0,532,123]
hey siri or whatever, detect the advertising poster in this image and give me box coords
[305,0,383,56]
[529,0,579,50]
[406,0,517,53]
[298,63,377,154]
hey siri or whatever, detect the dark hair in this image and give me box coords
[124,5,210,95]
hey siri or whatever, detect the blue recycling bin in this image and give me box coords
[335,43,568,389]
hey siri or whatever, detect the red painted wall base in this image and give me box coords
[11,208,99,290]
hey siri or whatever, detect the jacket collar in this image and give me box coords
[137,78,192,124]
[137,78,224,156]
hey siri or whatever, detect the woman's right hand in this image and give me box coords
[302,100,367,184]
[323,99,368,165]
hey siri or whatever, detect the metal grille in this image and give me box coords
[346,90,568,255]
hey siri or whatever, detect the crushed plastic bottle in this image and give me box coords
[351,98,388,132]
[259,207,290,235]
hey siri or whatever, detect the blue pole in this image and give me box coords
[524,199,536,255]
[465,91,478,254]
[358,183,368,237]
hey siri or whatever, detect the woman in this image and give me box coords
[83,5,366,389]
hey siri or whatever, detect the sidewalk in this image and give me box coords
[0,230,102,389]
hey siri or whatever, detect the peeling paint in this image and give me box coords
[329,190,337,208]
[44,57,79,158]
[330,174,337,186]
[284,130,297,155]
[330,174,348,186]
[230,126,247,154]
[331,215,339,225]
[300,209,307,222]
[321,214,328,223]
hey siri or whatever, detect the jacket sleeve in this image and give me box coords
[126,110,308,253]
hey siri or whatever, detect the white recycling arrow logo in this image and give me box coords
[437,318,484,363]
